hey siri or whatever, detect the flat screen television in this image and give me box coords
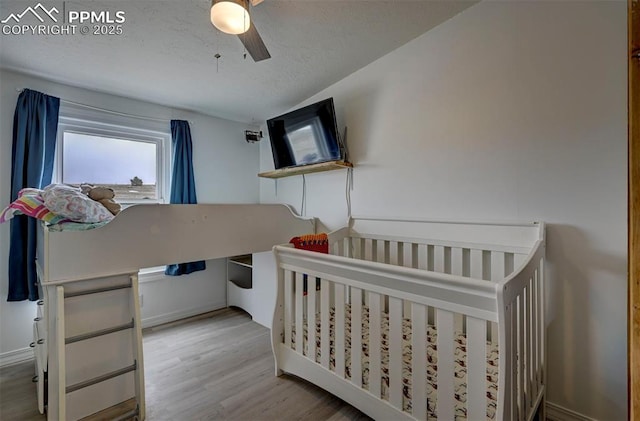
[266,98,341,170]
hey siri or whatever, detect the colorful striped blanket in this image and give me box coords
[0,188,68,225]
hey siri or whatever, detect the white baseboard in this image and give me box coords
[141,302,226,329]
[0,347,34,368]
[547,402,598,421]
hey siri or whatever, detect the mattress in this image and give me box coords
[292,304,499,420]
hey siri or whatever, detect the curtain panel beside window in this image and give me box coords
[8,89,60,301]
[165,120,206,276]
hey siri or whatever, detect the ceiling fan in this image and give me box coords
[210,0,271,62]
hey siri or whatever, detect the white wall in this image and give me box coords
[260,2,627,420]
[138,261,228,329]
[0,69,260,364]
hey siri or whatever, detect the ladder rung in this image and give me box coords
[112,405,140,421]
[66,362,137,394]
[66,320,135,344]
[64,283,132,298]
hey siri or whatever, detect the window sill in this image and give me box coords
[138,267,167,283]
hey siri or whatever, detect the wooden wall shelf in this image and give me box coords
[258,160,353,179]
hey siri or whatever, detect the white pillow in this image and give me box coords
[42,184,114,223]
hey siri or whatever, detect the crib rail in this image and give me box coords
[272,246,502,420]
[349,217,541,250]
[275,247,499,321]
[329,234,530,281]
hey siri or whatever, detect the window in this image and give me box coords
[55,116,170,203]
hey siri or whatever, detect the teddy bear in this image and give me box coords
[80,184,122,215]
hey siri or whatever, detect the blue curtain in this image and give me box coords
[165,120,206,276]
[8,89,60,301]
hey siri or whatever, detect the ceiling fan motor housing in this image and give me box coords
[211,0,251,35]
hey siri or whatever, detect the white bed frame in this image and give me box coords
[271,217,545,421]
[34,204,314,420]
[37,203,315,283]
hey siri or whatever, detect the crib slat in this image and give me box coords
[400,242,412,315]
[389,297,403,409]
[491,251,505,281]
[295,273,305,355]
[539,263,545,384]
[445,246,453,274]
[284,270,293,348]
[462,248,471,277]
[383,241,391,265]
[417,244,428,270]
[360,238,366,260]
[535,267,542,394]
[518,294,525,420]
[467,316,487,421]
[444,246,464,333]
[368,291,382,398]
[434,245,445,274]
[411,243,419,269]
[335,284,346,377]
[504,303,515,420]
[371,239,378,263]
[470,249,483,279]
[320,279,330,369]
[490,252,505,343]
[527,280,534,411]
[351,237,359,259]
[530,274,538,401]
[351,287,363,388]
[451,247,463,276]
[411,303,427,421]
[540,264,545,386]
[482,250,492,281]
[307,277,317,363]
[436,309,455,420]
[363,238,372,262]
[397,242,404,267]
[427,245,435,271]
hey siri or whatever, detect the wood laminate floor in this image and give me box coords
[0,308,370,421]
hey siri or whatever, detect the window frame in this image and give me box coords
[55,116,171,204]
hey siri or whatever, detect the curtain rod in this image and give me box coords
[15,88,191,125]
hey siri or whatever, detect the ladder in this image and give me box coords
[52,275,145,420]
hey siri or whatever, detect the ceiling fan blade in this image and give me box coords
[238,22,271,62]
[250,0,264,5]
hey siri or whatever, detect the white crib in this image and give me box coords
[271,217,545,421]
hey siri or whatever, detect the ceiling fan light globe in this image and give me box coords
[211,1,250,35]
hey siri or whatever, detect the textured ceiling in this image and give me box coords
[0,1,475,123]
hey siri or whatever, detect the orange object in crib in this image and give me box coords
[289,233,329,254]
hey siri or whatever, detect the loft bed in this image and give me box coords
[30,203,315,420]
[36,203,315,283]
